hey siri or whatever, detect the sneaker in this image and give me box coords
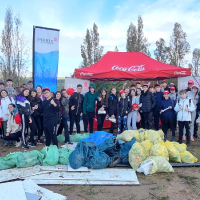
[66,141,73,145]
[22,144,29,149]
[182,135,186,141]
[28,142,36,147]
[37,140,44,144]
[177,140,182,144]
[15,139,22,147]
[4,141,10,146]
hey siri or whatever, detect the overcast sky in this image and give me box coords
[0,0,199,77]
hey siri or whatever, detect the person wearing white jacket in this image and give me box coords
[174,89,196,146]
[0,90,15,137]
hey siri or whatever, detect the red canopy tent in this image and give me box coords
[74,52,191,81]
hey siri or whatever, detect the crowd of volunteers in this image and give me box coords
[0,78,199,149]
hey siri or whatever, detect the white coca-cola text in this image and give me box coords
[174,71,186,75]
[80,72,93,76]
[111,64,145,72]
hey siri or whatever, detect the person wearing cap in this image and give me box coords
[169,86,178,101]
[108,87,118,134]
[184,85,199,141]
[154,84,164,131]
[83,83,99,133]
[5,79,15,99]
[149,86,155,94]
[41,87,60,147]
[161,80,170,92]
[160,90,176,141]
[140,83,156,129]
[136,81,142,90]
[174,89,195,146]
[69,84,84,135]
[16,88,37,149]
[130,84,136,90]
[186,80,194,92]
[117,89,132,133]
[127,89,140,130]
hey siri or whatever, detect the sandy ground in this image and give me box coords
[1,129,200,200]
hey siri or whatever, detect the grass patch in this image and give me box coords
[179,175,199,182]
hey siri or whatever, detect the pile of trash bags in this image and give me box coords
[117,129,198,175]
[0,145,73,170]
[57,133,90,143]
[69,131,136,169]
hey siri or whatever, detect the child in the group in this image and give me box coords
[16,88,37,149]
[127,89,139,130]
[0,82,5,91]
[83,83,99,133]
[0,89,15,145]
[169,86,178,101]
[3,104,22,147]
[160,90,176,141]
[5,79,15,99]
[42,87,60,147]
[154,84,163,131]
[36,85,45,101]
[108,87,118,134]
[174,89,195,146]
[117,89,131,133]
[96,88,108,131]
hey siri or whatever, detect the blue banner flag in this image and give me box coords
[33,26,60,92]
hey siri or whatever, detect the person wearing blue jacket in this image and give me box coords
[154,84,163,130]
[160,90,176,141]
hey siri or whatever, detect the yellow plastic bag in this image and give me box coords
[171,142,187,153]
[117,130,139,142]
[165,141,181,163]
[144,129,162,143]
[157,129,164,140]
[138,131,145,142]
[140,140,153,157]
[129,142,147,170]
[180,151,198,163]
[150,143,169,161]
[137,156,174,175]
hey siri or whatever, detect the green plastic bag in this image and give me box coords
[43,145,59,166]
[0,152,22,170]
[59,148,73,165]
[70,133,89,142]
[16,150,44,168]
[57,134,65,143]
[40,146,48,158]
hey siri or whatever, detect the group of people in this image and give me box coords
[0,78,199,149]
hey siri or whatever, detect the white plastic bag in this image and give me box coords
[109,117,116,123]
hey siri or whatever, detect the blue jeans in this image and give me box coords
[118,116,127,133]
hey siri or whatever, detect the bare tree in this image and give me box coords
[0,7,30,85]
[191,48,200,76]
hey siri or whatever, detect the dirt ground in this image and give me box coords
[1,130,200,200]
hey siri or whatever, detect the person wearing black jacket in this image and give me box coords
[41,87,60,147]
[117,89,132,133]
[108,87,118,134]
[153,84,164,130]
[96,88,108,131]
[69,84,84,135]
[140,83,156,129]
[29,88,43,144]
[16,88,37,149]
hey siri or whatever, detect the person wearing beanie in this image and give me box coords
[174,89,195,146]
[127,89,140,130]
[160,90,176,141]
[140,83,156,129]
[117,89,132,133]
[153,84,164,131]
[41,87,60,147]
[83,83,100,133]
[69,84,84,135]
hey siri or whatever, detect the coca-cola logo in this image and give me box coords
[111,65,145,72]
[80,72,93,76]
[174,71,186,75]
